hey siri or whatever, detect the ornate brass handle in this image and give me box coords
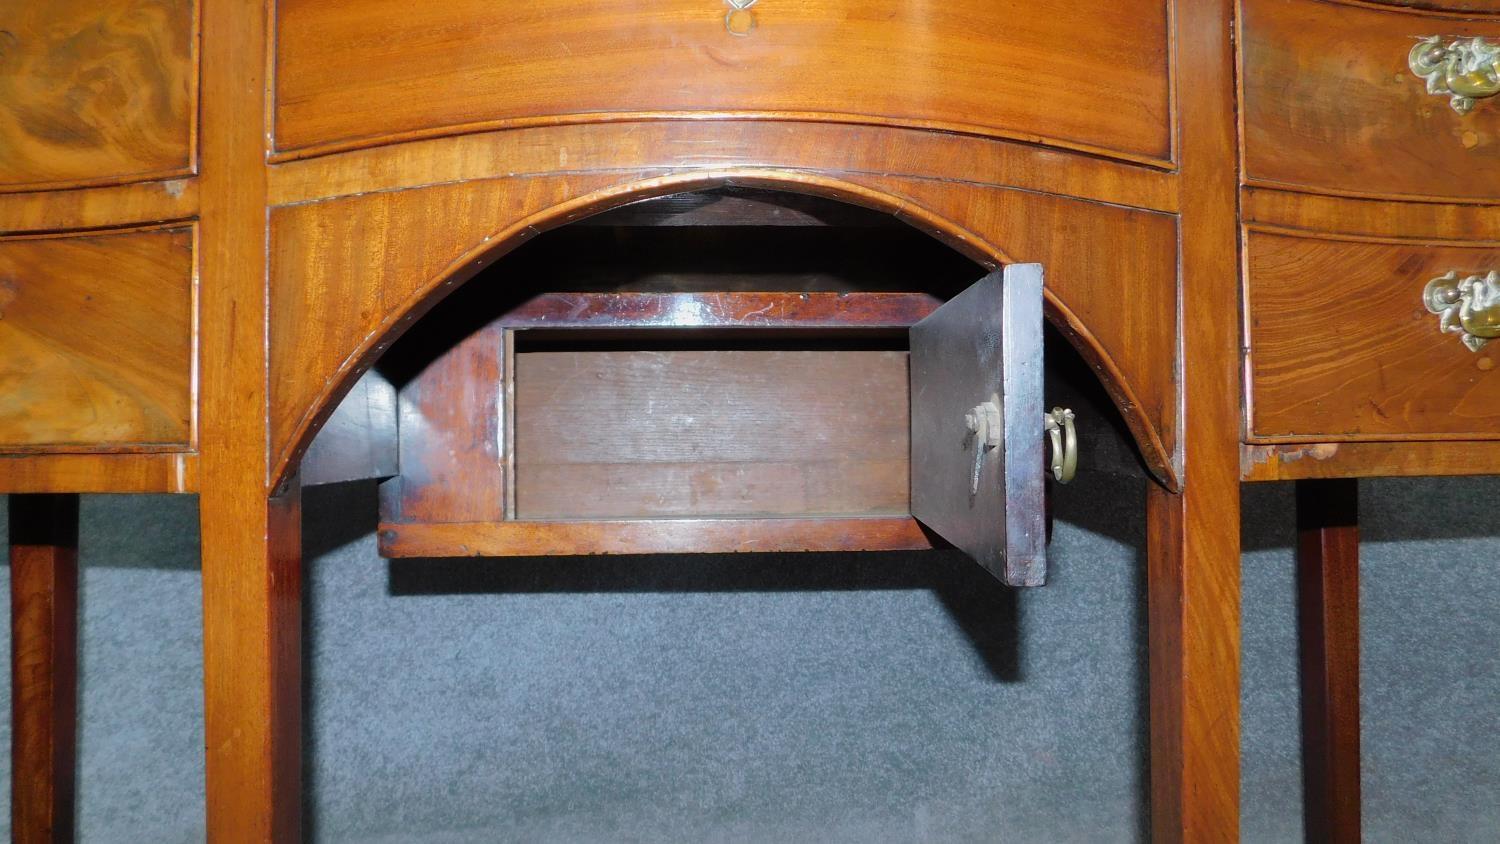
[1410,36,1500,114]
[1424,270,1500,352]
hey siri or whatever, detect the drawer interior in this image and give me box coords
[513,336,912,521]
[298,188,1130,584]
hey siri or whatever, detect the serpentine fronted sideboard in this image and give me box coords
[3,0,1498,841]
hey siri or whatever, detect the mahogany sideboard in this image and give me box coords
[4,0,1499,841]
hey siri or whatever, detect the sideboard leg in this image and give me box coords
[200,483,303,842]
[10,493,80,844]
[1296,478,1361,844]
[1146,483,1241,843]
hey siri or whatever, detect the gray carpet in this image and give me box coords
[1,473,1497,841]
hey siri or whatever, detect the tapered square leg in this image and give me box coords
[200,483,302,842]
[10,493,80,844]
[1296,478,1360,844]
[1146,483,1241,843]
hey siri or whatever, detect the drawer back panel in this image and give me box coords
[273,0,1172,164]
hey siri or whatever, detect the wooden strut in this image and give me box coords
[10,493,80,844]
[1297,478,1361,844]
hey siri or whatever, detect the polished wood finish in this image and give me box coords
[1148,0,1243,839]
[1241,0,1500,203]
[15,0,1474,836]
[273,0,1173,166]
[265,120,1179,214]
[1296,478,1362,844]
[197,0,301,838]
[9,494,79,844]
[1245,226,1500,440]
[1242,187,1500,243]
[0,225,195,450]
[268,167,1181,492]
[517,350,910,519]
[386,324,509,524]
[379,516,938,558]
[0,0,196,192]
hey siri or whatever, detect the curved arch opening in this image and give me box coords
[300,183,1157,567]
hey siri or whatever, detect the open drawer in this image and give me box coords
[371,266,1052,586]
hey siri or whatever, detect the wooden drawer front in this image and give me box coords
[0,226,195,450]
[273,0,1172,164]
[1246,228,1500,440]
[0,0,196,191]
[1242,0,1500,202]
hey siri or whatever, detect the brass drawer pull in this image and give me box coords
[1045,407,1077,484]
[1410,36,1500,115]
[1424,270,1500,352]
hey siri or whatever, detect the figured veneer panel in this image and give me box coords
[514,350,910,519]
[0,0,196,191]
[1241,0,1500,202]
[1246,228,1500,440]
[273,0,1173,165]
[0,226,195,450]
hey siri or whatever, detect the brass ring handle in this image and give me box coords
[1424,270,1500,352]
[1044,407,1077,484]
[1410,36,1500,115]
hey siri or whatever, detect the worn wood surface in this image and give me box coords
[515,349,910,519]
[0,225,195,450]
[1148,0,1243,839]
[379,516,938,558]
[273,0,1172,165]
[1241,0,1500,202]
[1296,478,1362,844]
[1242,439,1500,481]
[910,266,1046,586]
[387,324,507,524]
[0,0,196,191]
[9,494,79,844]
[300,370,398,487]
[1245,227,1500,440]
[498,291,940,330]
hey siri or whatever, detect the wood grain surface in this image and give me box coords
[268,169,1179,493]
[0,0,196,191]
[515,350,910,519]
[273,0,1172,165]
[389,324,507,524]
[1149,0,1243,838]
[196,0,302,838]
[1242,439,1500,480]
[9,494,79,844]
[379,516,938,558]
[0,225,195,450]
[1242,0,1500,202]
[1245,227,1500,440]
[1296,478,1362,844]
